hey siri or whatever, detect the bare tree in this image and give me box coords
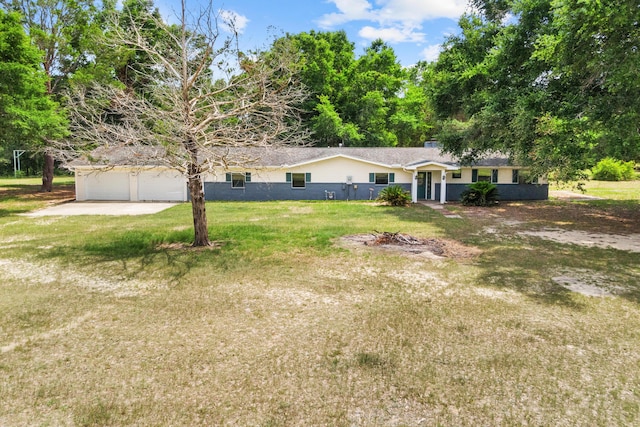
[60,0,308,246]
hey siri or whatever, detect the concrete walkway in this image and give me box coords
[22,202,179,217]
[418,201,462,218]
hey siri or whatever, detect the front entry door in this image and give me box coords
[417,172,433,200]
[417,172,426,199]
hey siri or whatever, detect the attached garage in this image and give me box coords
[82,171,130,201]
[137,170,186,202]
[75,167,188,202]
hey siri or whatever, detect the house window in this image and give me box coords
[472,168,498,183]
[452,170,462,179]
[286,172,311,188]
[226,172,251,188]
[369,172,395,185]
[515,170,538,184]
[512,169,519,184]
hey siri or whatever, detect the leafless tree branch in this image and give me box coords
[57,0,309,246]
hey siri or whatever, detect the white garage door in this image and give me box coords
[84,172,130,201]
[138,171,185,201]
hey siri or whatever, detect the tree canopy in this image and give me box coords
[430,0,640,180]
[285,31,436,147]
[2,0,638,183]
[1,0,102,189]
[0,9,65,169]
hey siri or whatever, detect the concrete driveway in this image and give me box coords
[23,202,179,217]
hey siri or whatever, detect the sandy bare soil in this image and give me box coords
[519,228,640,253]
[342,202,639,298]
[339,233,482,260]
[461,201,640,297]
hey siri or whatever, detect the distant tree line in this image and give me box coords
[1,0,639,184]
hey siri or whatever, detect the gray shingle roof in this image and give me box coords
[67,146,513,169]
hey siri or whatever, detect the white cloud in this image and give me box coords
[219,10,250,35]
[318,0,466,44]
[420,44,442,62]
[359,26,425,43]
[317,0,375,27]
[320,0,466,27]
[376,0,468,23]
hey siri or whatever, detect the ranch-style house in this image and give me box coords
[70,146,548,203]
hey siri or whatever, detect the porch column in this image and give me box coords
[411,171,418,203]
[440,170,447,204]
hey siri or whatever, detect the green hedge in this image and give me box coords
[591,158,636,181]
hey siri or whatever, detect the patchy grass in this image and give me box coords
[0,176,75,216]
[1,187,640,425]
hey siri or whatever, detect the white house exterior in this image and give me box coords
[70,147,548,203]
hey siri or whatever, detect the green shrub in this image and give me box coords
[591,158,636,181]
[460,181,499,206]
[377,185,412,206]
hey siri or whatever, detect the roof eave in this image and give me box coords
[405,161,460,171]
[284,153,398,169]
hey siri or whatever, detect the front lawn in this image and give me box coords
[552,179,640,200]
[581,179,640,200]
[1,189,639,425]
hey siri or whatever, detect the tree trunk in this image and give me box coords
[41,152,55,192]
[188,173,210,247]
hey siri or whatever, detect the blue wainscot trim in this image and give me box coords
[436,183,549,202]
[203,182,412,201]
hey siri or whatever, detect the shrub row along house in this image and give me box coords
[70,146,548,203]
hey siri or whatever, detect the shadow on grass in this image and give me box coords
[618,290,640,304]
[33,220,340,286]
[372,204,468,239]
[0,184,76,217]
[0,196,39,217]
[38,229,206,285]
[0,208,20,217]
[376,203,443,222]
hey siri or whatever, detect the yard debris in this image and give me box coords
[368,231,423,246]
[347,232,479,259]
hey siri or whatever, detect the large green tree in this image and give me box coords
[88,0,169,94]
[540,0,640,161]
[0,9,65,170]
[432,0,640,180]
[345,39,406,147]
[286,30,360,145]
[286,31,435,147]
[1,0,100,190]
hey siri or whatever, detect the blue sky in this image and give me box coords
[157,0,469,66]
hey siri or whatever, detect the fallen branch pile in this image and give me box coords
[367,231,422,246]
[342,233,481,258]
